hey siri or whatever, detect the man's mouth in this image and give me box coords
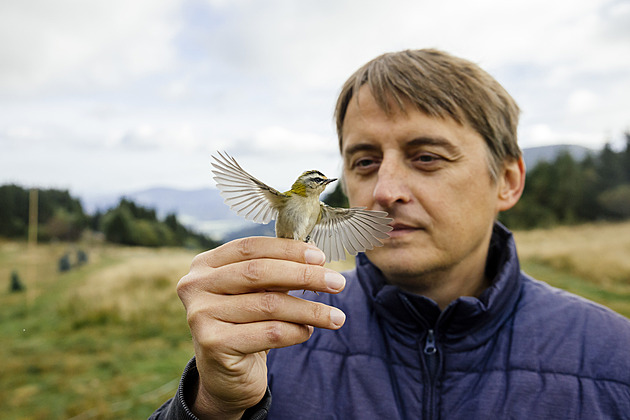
[388,223,422,238]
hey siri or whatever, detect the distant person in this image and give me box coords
[151,49,630,419]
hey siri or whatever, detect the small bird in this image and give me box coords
[211,151,393,262]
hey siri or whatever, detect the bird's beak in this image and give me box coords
[324,178,337,185]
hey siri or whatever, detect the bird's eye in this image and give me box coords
[313,177,323,183]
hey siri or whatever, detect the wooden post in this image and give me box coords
[28,188,38,247]
[25,188,39,320]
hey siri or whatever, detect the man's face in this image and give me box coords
[341,87,508,288]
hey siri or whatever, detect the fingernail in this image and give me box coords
[305,248,326,265]
[330,308,346,327]
[325,271,346,291]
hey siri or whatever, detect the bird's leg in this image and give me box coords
[303,233,318,295]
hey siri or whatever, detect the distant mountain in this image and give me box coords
[522,144,595,170]
[80,187,251,240]
[79,144,599,240]
[222,221,276,242]
[82,187,225,218]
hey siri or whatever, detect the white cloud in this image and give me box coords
[246,126,336,154]
[0,0,181,93]
[119,125,160,149]
[162,78,191,99]
[4,125,43,141]
[520,123,607,148]
[567,90,601,115]
[116,122,207,152]
[194,0,623,86]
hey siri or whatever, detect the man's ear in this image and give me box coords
[496,156,525,212]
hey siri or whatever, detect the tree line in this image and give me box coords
[500,132,630,229]
[0,185,219,249]
[0,186,87,241]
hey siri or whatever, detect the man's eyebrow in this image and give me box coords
[343,136,461,157]
[406,136,460,155]
[343,143,380,157]
[404,136,462,157]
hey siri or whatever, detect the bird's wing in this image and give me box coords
[310,203,393,262]
[211,151,284,224]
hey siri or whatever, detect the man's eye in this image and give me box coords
[412,153,446,171]
[415,153,440,163]
[353,158,377,169]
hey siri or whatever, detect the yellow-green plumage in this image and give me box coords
[287,181,308,197]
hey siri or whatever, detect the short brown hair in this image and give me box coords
[335,49,521,180]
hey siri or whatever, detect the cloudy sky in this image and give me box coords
[1,0,629,197]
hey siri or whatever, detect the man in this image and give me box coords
[152,49,630,419]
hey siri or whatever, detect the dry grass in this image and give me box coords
[513,221,630,286]
[1,241,199,419]
[60,248,194,325]
[513,221,630,318]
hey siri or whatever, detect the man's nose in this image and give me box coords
[372,158,411,207]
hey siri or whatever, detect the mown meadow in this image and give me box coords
[2,221,630,419]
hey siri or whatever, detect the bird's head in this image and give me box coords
[290,170,337,197]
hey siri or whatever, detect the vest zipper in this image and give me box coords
[423,328,439,419]
[424,329,438,381]
[398,295,443,419]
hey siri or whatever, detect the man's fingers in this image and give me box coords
[186,291,346,358]
[183,259,345,295]
[196,237,326,268]
[211,292,346,330]
[197,320,316,356]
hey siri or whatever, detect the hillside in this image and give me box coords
[81,187,250,240]
[522,144,594,170]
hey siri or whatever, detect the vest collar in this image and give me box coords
[355,222,522,350]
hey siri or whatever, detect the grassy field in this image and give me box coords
[513,221,630,317]
[1,241,197,419]
[1,221,629,419]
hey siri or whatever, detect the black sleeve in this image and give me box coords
[148,357,272,420]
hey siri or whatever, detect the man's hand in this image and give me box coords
[176,237,347,419]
